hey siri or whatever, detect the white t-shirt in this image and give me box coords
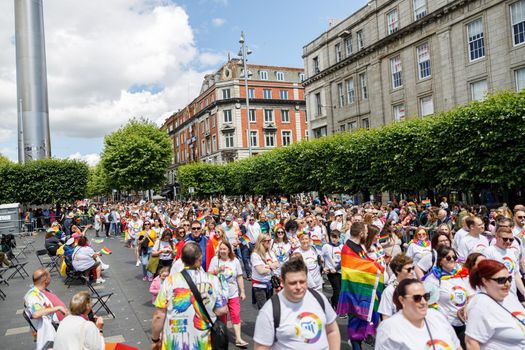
[376,309,461,350]
[271,241,292,276]
[247,223,262,243]
[416,250,437,274]
[152,239,174,261]
[53,315,104,350]
[208,257,243,298]
[453,228,469,250]
[483,245,521,295]
[297,247,323,291]
[72,246,96,271]
[406,243,431,266]
[251,252,274,288]
[321,243,341,272]
[94,214,101,230]
[424,273,474,326]
[378,282,397,318]
[127,219,143,239]
[253,290,337,350]
[456,234,489,260]
[466,292,525,349]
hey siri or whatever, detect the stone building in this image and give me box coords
[303,0,525,138]
[161,59,307,187]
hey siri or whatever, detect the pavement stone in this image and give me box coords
[0,230,371,349]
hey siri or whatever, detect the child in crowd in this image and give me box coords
[149,266,170,304]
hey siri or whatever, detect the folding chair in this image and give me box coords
[63,256,85,288]
[83,277,115,318]
[6,262,29,280]
[35,250,60,275]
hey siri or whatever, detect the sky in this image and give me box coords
[0,0,368,165]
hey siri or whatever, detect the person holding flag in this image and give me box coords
[337,222,384,350]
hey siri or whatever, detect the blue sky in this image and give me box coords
[0,0,368,164]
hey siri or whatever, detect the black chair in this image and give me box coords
[0,261,29,281]
[83,277,115,318]
[63,255,85,288]
[36,249,60,275]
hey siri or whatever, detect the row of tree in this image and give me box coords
[177,91,525,197]
[0,159,89,204]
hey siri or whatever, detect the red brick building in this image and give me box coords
[161,59,307,184]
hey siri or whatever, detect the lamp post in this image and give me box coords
[238,31,252,157]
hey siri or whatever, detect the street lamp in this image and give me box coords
[238,31,253,157]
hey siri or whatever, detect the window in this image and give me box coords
[313,126,326,138]
[264,109,274,123]
[467,19,485,61]
[282,131,292,146]
[259,70,268,80]
[511,0,525,46]
[249,131,258,147]
[212,135,217,152]
[357,30,364,50]
[276,71,284,81]
[340,124,346,132]
[263,89,272,99]
[224,132,234,148]
[391,56,403,88]
[222,89,231,99]
[265,132,275,147]
[470,79,488,101]
[299,73,305,82]
[223,109,232,123]
[345,35,353,56]
[201,140,206,155]
[280,90,289,99]
[516,68,525,91]
[313,57,320,74]
[338,83,345,107]
[393,103,405,122]
[387,9,399,34]
[420,96,434,116]
[212,115,216,128]
[281,110,290,123]
[249,109,256,123]
[413,0,427,20]
[248,88,255,98]
[348,121,357,131]
[359,73,368,99]
[417,43,431,79]
[315,93,322,116]
[346,78,356,105]
[335,43,342,62]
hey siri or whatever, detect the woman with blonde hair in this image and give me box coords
[250,233,279,309]
[54,291,104,350]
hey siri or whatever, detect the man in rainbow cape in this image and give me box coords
[337,222,384,350]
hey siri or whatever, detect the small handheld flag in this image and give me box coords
[100,247,112,255]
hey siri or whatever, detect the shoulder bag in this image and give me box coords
[181,269,229,349]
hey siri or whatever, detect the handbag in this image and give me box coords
[181,269,229,350]
[146,255,160,274]
[271,275,281,289]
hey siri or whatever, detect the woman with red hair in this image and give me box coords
[466,259,525,349]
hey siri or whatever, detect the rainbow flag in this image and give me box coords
[280,197,288,204]
[100,247,112,255]
[377,232,389,244]
[239,234,250,245]
[196,214,206,225]
[166,218,177,231]
[337,244,384,340]
[422,198,431,207]
[312,237,323,252]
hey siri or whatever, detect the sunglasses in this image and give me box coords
[277,231,285,234]
[405,293,431,303]
[444,255,457,262]
[517,216,525,219]
[500,237,514,243]
[183,224,190,226]
[490,276,513,285]
[191,227,201,230]
[144,223,151,226]
[263,239,271,242]
[306,220,313,223]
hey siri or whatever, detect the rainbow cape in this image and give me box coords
[100,247,112,255]
[337,244,384,340]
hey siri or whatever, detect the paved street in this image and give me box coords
[0,230,369,349]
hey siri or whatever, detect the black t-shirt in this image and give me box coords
[346,239,364,255]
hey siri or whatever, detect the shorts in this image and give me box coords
[127,237,138,247]
[219,296,241,324]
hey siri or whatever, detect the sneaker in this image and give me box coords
[96,278,106,284]
[101,264,110,270]
[143,276,148,281]
[136,260,141,267]
[148,276,153,282]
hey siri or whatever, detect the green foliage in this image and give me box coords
[101,118,173,192]
[0,159,89,204]
[0,154,12,165]
[177,91,525,196]
[87,163,111,197]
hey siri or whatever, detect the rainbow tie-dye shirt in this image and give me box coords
[154,268,227,350]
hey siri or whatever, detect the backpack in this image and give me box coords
[271,288,326,342]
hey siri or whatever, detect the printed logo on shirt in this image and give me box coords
[512,311,525,332]
[449,286,468,307]
[502,256,515,274]
[473,244,487,253]
[333,251,341,263]
[426,339,452,350]
[295,312,322,344]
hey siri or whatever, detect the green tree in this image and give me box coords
[101,118,173,192]
[87,163,111,197]
[0,154,11,165]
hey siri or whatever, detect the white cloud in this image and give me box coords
[0,0,212,152]
[67,152,100,167]
[211,18,226,27]
[198,52,226,67]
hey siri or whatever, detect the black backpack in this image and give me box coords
[271,288,326,342]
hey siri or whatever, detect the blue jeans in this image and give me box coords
[140,248,153,278]
[110,223,120,236]
[240,243,253,278]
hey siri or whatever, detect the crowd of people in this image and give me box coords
[23,197,525,349]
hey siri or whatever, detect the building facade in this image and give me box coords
[303,0,525,138]
[161,59,307,184]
